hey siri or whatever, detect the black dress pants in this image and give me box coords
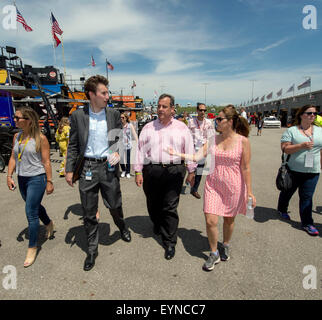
[79,160,125,254]
[143,164,186,247]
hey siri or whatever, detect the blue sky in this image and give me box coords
[1,0,322,105]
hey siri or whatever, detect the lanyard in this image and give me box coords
[195,118,205,131]
[18,134,30,162]
[300,125,313,142]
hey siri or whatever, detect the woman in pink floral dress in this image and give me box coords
[168,105,256,271]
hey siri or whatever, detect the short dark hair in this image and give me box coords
[196,102,206,110]
[84,75,109,100]
[158,94,175,107]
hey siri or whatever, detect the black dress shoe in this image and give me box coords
[120,229,131,242]
[83,252,98,271]
[165,246,175,260]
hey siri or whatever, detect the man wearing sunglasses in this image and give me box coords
[187,103,215,199]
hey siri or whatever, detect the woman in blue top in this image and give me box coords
[277,105,322,236]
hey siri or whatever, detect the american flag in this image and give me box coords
[16,7,33,32]
[106,61,114,70]
[52,31,61,47]
[298,78,311,90]
[51,13,63,35]
[286,84,295,93]
[90,55,96,67]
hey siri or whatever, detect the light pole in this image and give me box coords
[202,83,210,106]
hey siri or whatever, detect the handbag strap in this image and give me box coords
[281,152,291,163]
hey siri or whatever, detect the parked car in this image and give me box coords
[263,116,281,128]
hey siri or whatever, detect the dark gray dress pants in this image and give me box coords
[79,159,125,254]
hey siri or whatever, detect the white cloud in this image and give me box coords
[1,0,245,71]
[252,38,289,55]
[2,0,322,105]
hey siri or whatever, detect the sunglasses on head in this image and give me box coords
[215,117,227,122]
[303,112,317,116]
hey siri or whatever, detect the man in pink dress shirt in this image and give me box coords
[134,94,196,260]
[187,103,215,199]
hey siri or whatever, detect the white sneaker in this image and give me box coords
[126,173,131,179]
[121,172,126,178]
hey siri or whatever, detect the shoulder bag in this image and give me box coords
[276,153,293,192]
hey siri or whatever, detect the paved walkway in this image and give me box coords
[0,127,321,300]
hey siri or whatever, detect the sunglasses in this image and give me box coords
[215,117,227,122]
[303,112,317,116]
[198,109,206,112]
[14,116,29,121]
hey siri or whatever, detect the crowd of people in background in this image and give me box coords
[4,74,322,273]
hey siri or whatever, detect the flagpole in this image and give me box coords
[106,59,109,82]
[50,12,56,66]
[61,34,67,85]
[13,1,18,36]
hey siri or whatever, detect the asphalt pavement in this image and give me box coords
[0,126,321,300]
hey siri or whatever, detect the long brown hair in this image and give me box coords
[121,113,130,124]
[17,106,41,152]
[222,105,250,137]
[58,117,70,133]
[294,104,317,126]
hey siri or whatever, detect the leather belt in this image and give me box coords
[150,161,184,168]
[84,157,108,163]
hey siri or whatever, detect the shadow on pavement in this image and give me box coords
[64,223,120,254]
[254,206,322,238]
[64,203,84,220]
[125,215,163,248]
[17,225,55,247]
[125,215,210,260]
[313,206,322,215]
[178,228,209,260]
